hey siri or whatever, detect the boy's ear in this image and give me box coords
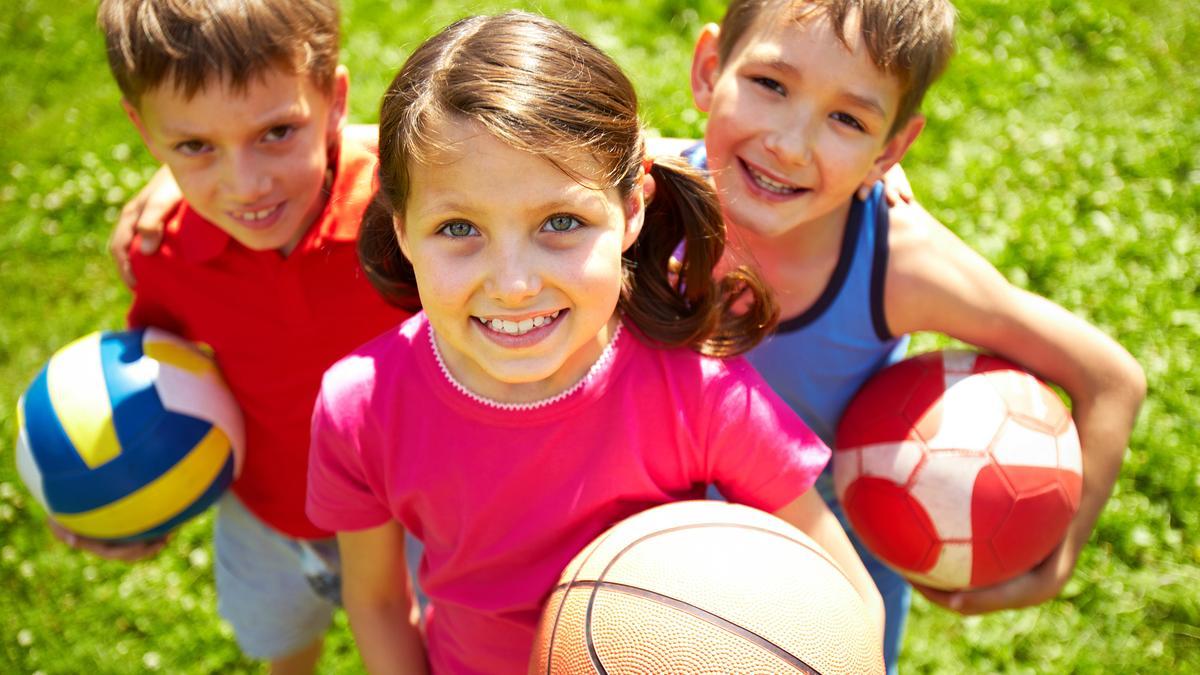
[690,23,723,113]
[121,100,165,163]
[326,65,351,140]
[862,114,925,189]
[622,170,652,251]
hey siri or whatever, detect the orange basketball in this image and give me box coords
[529,501,883,675]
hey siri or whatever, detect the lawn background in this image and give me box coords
[1,0,1196,672]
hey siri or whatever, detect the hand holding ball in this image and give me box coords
[16,328,244,543]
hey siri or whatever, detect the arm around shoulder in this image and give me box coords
[883,202,1146,613]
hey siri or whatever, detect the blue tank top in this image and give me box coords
[684,142,909,446]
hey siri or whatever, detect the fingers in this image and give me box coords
[109,166,179,288]
[110,200,141,288]
[911,563,1061,616]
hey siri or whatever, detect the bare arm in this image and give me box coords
[773,490,886,640]
[885,203,1147,614]
[338,521,428,674]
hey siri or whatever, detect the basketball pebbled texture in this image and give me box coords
[531,500,883,675]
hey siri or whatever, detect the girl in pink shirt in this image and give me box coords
[306,12,884,674]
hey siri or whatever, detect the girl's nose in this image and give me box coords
[486,242,542,304]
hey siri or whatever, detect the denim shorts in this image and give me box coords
[212,494,341,660]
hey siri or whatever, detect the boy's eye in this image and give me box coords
[263,125,295,142]
[174,140,210,156]
[542,215,582,233]
[751,76,786,96]
[831,112,866,132]
[439,221,478,238]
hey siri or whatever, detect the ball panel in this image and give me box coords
[14,398,49,511]
[836,358,930,448]
[859,440,925,487]
[51,426,234,539]
[989,419,1062,470]
[918,378,1005,453]
[46,332,122,468]
[843,477,940,573]
[156,355,246,476]
[41,411,213,514]
[142,328,219,375]
[21,364,95,478]
[120,453,236,543]
[909,453,991,540]
[589,588,814,674]
[1057,424,1083,477]
[986,477,1078,581]
[969,463,1017,542]
[907,542,972,590]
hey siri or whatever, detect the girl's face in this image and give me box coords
[397,117,645,403]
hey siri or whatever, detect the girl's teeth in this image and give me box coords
[478,311,560,336]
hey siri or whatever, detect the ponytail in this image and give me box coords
[358,192,421,313]
[620,155,778,357]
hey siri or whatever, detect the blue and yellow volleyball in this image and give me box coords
[15,327,244,542]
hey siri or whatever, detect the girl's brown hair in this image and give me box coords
[360,11,776,357]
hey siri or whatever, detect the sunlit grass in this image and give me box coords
[1,0,1195,672]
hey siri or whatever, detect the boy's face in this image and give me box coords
[125,66,349,254]
[691,12,922,240]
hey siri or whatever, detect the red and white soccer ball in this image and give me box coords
[833,350,1082,591]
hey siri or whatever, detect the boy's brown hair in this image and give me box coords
[97,0,340,105]
[360,11,778,356]
[718,0,956,136]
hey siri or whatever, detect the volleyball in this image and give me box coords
[834,350,1082,590]
[530,500,883,674]
[15,327,244,542]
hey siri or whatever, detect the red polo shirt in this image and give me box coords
[128,135,411,539]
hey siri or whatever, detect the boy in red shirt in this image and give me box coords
[56,2,410,672]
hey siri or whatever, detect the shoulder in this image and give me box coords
[883,201,1021,336]
[319,315,422,412]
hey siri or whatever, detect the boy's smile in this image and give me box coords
[397,117,645,404]
[126,66,348,255]
[692,11,917,244]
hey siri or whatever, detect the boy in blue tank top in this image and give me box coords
[673,0,1146,671]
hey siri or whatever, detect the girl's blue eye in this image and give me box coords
[543,215,582,233]
[441,221,478,237]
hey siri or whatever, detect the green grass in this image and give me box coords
[1,0,1196,672]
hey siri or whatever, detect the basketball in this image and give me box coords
[834,350,1082,591]
[15,327,244,542]
[530,500,883,674]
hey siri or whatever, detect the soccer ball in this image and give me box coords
[15,327,244,542]
[834,350,1081,591]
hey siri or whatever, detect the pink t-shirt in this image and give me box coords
[307,313,829,674]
